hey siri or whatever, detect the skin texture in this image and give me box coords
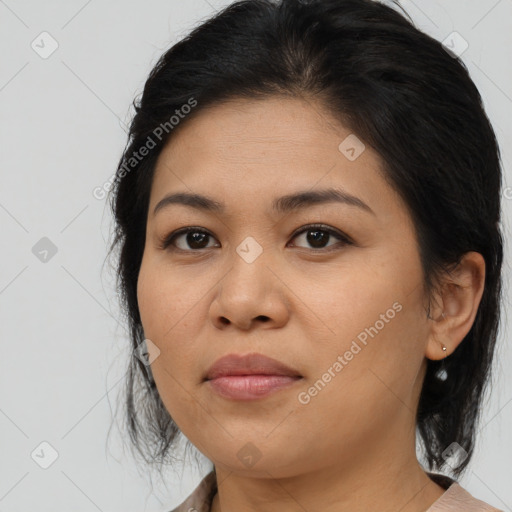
[136,96,486,512]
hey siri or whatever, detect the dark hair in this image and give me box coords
[107,0,503,479]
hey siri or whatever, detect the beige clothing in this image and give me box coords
[169,470,504,511]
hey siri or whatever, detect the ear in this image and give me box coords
[425,251,486,361]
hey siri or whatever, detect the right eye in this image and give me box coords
[159,227,220,252]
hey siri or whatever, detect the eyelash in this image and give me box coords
[158,223,353,253]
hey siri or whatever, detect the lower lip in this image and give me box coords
[206,375,302,400]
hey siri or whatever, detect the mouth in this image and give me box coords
[206,374,303,400]
[205,352,302,380]
[204,352,303,400]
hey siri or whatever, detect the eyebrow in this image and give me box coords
[152,188,375,217]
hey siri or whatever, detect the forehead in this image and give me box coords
[156,96,368,166]
[149,96,403,220]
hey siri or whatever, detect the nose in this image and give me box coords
[209,245,290,331]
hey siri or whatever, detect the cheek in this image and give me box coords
[136,258,208,387]
[289,299,419,458]
[295,254,423,397]
[291,260,402,350]
[137,258,158,332]
[137,263,207,431]
[137,258,198,337]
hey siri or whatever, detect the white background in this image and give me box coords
[1,0,511,510]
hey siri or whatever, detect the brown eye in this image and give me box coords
[160,227,219,251]
[289,224,352,251]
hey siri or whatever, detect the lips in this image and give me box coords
[205,352,302,381]
[204,353,303,400]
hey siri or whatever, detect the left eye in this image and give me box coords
[160,224,352,252]
[289,224,352,251]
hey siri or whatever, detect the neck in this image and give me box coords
[210,438,446,512]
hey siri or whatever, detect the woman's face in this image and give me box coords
[137,96,432,477]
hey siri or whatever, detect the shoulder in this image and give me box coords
[168,471,217,512]
[426,473,504,512]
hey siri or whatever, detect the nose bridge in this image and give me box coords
[210,232,288,329]
[235,234,266,266]
[225,234,270,295]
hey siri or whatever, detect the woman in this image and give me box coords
[107,0,506,510]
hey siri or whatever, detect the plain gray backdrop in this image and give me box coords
[1,0,511,511]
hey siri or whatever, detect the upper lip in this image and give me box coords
[205,353,302,380]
